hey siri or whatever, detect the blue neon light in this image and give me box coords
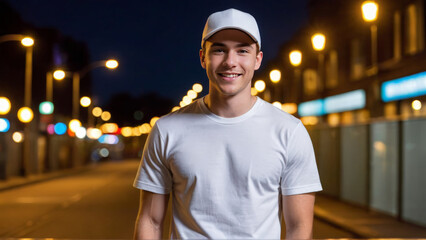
[382,71,426,102]
[324,90,366,114]
[298,99,325,117]
[54,122,67,135]
[0,118,10,132]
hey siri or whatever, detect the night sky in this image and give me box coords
[6,0,309,106]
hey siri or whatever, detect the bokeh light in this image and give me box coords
[54,122,67,135]
[412,100,422,110]
[21,37,34,47]
[53,70,65,80]
[105,59,119,69]
[0,97,11,115]
[76,127,87,139]
[193,83,203,93]
[101,111,111,121]
[254,80,266,92]
[270,70,281,83]
[0,118,10,132]
[80,96,91,107]
[92,107,102,117]
[12,131,24,143]
[150,117,160,127]
[87,127,102,140]
[69,119,82,132]
[39,101,54,115]
[17,107,33,123]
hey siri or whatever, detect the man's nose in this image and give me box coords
[223,51,237,68]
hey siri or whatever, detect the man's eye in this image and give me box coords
[239,49,249,54]
[212,49,224,53]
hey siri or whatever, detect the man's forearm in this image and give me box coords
[134,216,164,240]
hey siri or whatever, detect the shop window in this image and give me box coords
[303,69,318,96]
[350,39,366,80]
[326,50,338,88]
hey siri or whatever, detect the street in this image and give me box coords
[0,159,355,239]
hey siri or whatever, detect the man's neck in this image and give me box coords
[204,92,257,118]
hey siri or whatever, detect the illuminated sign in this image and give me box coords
[324,90,366,114]
[382,71,426,102]
[298,90,366,116]
[298,99,325,117]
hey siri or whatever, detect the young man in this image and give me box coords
[133,8,322,239]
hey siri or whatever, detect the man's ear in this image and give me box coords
[199,49,206,69]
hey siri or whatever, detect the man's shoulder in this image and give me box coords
[155,99,204,129]
[256,98,301,127]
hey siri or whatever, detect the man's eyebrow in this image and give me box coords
[210,42,254,48]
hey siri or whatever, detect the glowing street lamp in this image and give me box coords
[289,50,302,67]
[21,37,34,47]
[362,1,378,22]
[17,107,34,123]
[80,96,91,107]
[254,80,266,92]
[72,59,119,119]
[270,70,281,83]
[193,83,203,93]
[311,33,326,51]
[0,97,11,115]
[362,1,379,74]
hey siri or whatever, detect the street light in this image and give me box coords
[269,69,282,101]
[72,59,119,119]
[289,50,303,103]
[254,80,266,92]
[311,33,326,93]
[0,97,11,115]
[289,50,302,67]
[17,107,34,123]
[362,1,379,75]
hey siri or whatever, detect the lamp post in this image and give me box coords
[72,59,118,120]
[289,50,303,103]
[311,33,326,93]
[362,1,379,75]
[1,34,35,176]
[269,69,282,101]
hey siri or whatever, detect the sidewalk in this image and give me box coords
[314,194,426,238]
[2,167,426,239]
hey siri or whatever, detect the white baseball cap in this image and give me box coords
[201,8,261,50]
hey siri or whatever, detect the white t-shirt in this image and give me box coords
[134,97,322,239]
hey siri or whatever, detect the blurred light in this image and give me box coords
[134,110,144,120]
[98,134,119,144]
[105,59,119,69]
[99,148,110,157]
[87,127,102,139]
[381,71,426,102]
[67,128,75,137]
[328,113,340,126]
[251,87,258,96]
[80,96,91,107]
[324,90,366,114]
[193,83,203,93]
[121,127,132,137]
[301,116,319,126]
[412,100,422,110]
[100,123,119,134]
[47,124,55,135]
[187,90,197,99]
[0,118,10,132]
[132,127,142,136]
[69,119,82,132]
[150,116,160,127]
[54,122,67,135]
[0,97,11,115]
[272,101,282,109]
[179,101,186,107]
[299,99,325,117]
[183,96,192,105]
[75,127,87,139]
[289,50,302,67]
[140,123,152,134]
[53,70,65,80]
[171,106,180,112]
[374,141,386,153]
[39,101,54,115]
[17,107,34,123]
[311,33,326,51]
[12,131,24,143]
[282,103,298,114]
[21,37,34,47]
[362,1,378,22]
[254,80,266,92]
[101,111,111,121]
[92,107,102,117]
[269,70,281,83]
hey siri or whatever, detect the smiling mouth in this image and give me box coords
[218,73,242,78]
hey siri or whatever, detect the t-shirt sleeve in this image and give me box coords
[133,123,172,194]
[281,121,322,195]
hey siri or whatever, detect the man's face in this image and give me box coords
[200,29,263,98]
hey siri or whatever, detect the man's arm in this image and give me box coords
[134,190,170,240]
[281,193,316,239]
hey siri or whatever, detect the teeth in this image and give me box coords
[221,74,239,77]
